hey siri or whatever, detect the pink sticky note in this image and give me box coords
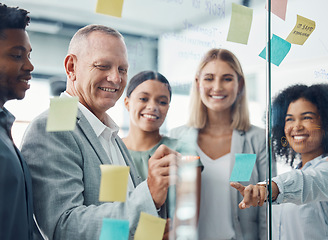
[266,0,288,21]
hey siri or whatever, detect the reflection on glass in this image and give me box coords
[174,157,198,240]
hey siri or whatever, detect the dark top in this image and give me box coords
[0,107,34,240]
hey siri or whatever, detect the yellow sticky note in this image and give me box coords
[134,212,166,240]
[286,15,315,45]
[227,3,253,45]
[46,97,78,132]
[95,0,124,18]
[99,165,130,202]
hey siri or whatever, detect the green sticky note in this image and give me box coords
[227,3,253,45]
[259,34,291,66]
[99,218,129,240]
[95,0,124,18]
[230,154,256,182]
[134,212,166,240]
[46,97,78,132]
[99,165,130,202]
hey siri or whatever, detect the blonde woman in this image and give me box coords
[171,48,275,240]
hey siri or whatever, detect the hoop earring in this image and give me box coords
[281,136,289,147]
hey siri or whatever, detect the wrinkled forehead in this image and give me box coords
[82,32,127,58]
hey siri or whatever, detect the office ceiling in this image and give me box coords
[4,0,263,37]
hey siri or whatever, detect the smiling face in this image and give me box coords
[67,31,128,120]
[0,29,34,107]
[124,80,170,133]
[284,98,324,162]
[197,59,240,116]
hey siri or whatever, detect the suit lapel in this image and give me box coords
[76,110,111,165]
[230,129,246,171]
[115,137,141,187]
[230,129,246,236]
[13,146,34,238]
[75,109,142,187]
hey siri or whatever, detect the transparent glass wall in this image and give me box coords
[270,0,328,239]
[3,0,327,239]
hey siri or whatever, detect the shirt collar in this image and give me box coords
[0,107,15,139]
[302,154,327,170]
[63,91,119,138]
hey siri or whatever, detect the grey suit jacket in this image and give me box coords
[21,108,159,240]
[170,125,277,240]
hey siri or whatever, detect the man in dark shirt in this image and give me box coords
[0,3,36,240]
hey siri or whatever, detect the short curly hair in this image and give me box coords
[0,3,30,38]
[272,84,328,166]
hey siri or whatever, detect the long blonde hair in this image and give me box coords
[188,48,250,131]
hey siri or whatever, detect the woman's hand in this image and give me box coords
[230,182,267,209]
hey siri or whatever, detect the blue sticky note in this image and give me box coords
[229,154,256,182]
[99,218,129,240]
[259,34,291,66]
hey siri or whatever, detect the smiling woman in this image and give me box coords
[231,84,328,240]
[284,98,324,165]
[122,70,203,239]
[170,48,273,240]
[272,84,328,168]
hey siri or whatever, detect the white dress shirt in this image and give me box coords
[197,145,236,240]
[272,155,328,240]
[64,92,134,191]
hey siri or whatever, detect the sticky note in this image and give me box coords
[266,0,288,21]
[227,3,253,45]
[286,15,315,45]
[229,154,256,182]
[99,218,129,240]
[134,212,166,240]
[259,34,291,66]
[95,0,124,18]
[99,165,130,202]
[46,97,78,132]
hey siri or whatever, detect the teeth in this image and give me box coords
[294,136,306,140]
[99,87,116,92]
[143,114,157,119]
[211,95,224,99]
[20,79,28,83]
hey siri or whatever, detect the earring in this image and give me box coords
[281,136,288,147]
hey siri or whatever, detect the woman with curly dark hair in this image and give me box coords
[272,84,328,167]
[232,84,328,240]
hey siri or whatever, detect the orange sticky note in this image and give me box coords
[99,165,130,202]
[95,0,124,18]
[181,156,200,163]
